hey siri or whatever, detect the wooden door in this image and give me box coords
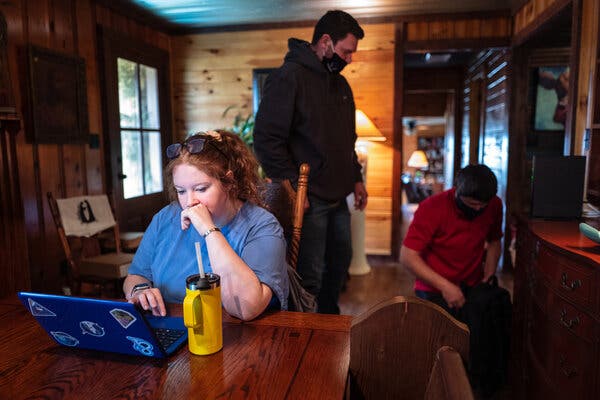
[99,28,172,231]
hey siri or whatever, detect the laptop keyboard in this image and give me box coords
[154,328,186,349]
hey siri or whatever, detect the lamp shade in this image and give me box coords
[356,109,385,141]
[407,150,429,169]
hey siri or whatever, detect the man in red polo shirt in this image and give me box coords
[400,164,503,314]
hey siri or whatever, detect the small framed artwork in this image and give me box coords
[532,65,569,131]
[27,45,89,143]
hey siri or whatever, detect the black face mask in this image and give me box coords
[322,41,347,73]
[323,53,347,73]
[455,196,486,220]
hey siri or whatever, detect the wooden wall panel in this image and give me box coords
[0,0,171,294]
[406,16,510,42]
[514,0,569,35]
[172,23,395,254]
[0,0,32,298]
[76,0,103,195]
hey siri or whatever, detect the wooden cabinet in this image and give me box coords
[513,220,600,400]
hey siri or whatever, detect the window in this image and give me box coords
[117,58,163,199]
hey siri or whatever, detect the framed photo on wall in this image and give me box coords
[532,65,569,131]
[27,45,89,144]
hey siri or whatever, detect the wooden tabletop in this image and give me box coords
[528,219,600,265]
[0,296,351,399]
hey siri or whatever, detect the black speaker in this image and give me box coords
[531,155,586,219]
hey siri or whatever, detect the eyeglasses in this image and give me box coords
[166,136,228,160]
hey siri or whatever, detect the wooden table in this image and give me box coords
[0,296,351,399]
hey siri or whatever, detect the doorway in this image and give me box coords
[402,116,447,204]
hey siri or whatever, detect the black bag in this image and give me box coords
[460,276,512,398]
[287,264,317,313]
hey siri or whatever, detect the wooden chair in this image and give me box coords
[347,296,470,400]
[262,163,315,312]
[47,192,134,297]
[425,346,474,400]
[262,163,309,269]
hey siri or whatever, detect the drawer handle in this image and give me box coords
[559,355,578,378]
[560,273,582,291]
[560,309,580,329]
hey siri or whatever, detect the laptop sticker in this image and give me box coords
[28,298,57,317]
[51,331,79,346]
[126,336,154,356]
[110,308,137,328]
[80,321,105,337]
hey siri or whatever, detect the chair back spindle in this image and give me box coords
[288,163,309,269]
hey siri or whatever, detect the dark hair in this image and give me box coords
[311,10,364,45]
[164,130,263,206]
[455,164,498,202]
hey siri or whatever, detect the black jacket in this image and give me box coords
[254,38,363,202]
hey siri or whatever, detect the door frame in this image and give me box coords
[98,27,173,231]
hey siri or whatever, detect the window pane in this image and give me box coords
[118,58,140,128]
[143,131,163,194]
[121,130,144,199]
[140,65,160,129]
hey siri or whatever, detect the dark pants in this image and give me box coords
[415,286,472,322]
[296,195,352,314]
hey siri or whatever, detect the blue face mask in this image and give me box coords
[322,41,347,73]
[455,195,486,220]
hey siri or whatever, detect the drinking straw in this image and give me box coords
[195,241,205,279]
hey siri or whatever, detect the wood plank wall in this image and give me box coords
[514,0,570,36]
[406,16,511,43]
[171,24,396,255]
[0,0,170,296]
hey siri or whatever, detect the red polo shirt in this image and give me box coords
[403,188,503,293]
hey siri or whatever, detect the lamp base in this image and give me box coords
[346,193,371,276]
[348,259,372,276]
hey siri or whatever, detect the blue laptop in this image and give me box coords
[18,291,188,358]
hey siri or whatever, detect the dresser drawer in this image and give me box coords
[537,246,595,310]
[532,280,597,342]
[528,302,594,399]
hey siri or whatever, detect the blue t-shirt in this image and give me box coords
[128,201,289,309]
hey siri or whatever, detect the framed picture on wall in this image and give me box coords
[532,65,569,131]
[27,45,89,144]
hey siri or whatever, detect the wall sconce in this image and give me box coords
[347,109,386,276]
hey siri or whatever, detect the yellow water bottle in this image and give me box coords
[183,273,223,355]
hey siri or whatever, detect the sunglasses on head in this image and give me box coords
[166,136,228,160]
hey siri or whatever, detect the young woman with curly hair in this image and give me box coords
[124,130,289,321]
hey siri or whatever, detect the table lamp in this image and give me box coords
[407,150,428,181]
[347,110,385,276]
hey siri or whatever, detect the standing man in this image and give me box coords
[400,164,503,314]
[254,10,367,314]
